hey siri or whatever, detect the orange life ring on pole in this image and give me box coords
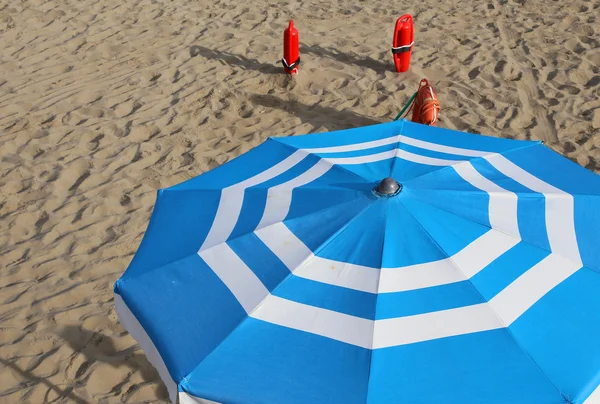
[411,78,440,126]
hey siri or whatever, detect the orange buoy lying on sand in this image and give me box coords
[392,14,414,72]
[411,78,440,126]
[282,20,300,74]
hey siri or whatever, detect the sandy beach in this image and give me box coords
[0,0,598,402]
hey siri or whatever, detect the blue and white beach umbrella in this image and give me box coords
[115,119,600,404]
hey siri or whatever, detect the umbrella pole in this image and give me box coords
[393,91,417,121]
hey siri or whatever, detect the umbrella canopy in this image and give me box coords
[114,119,600,404]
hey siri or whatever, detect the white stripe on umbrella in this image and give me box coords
[197,154,584,349]
[201,134,503,254]
[199,243,270,314]
[200,150,310,252]
[583,382,600,404]
[397,134,492,157]
[257,221,518,294]
[379,230,518,292]
[256,159,334,230]
[251,295,374,349]
[372,302,504,348]
[488,253,581,325]
[453,162,521,238]
[485,154,582,267]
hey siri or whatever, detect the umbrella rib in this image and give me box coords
[396,198,568,402]
[250,199,380,318]
[401,189,596,275]
[269,136,382,183]
[401,141,543,186]
[120,193,371,285]
[232,195,373,258]
[365,201,390,403]
[387,119,406,179]
[179,199,381,388]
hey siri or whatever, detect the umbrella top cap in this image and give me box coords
[374,177,402,197]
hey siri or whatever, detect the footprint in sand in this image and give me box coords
[113,100,144,118]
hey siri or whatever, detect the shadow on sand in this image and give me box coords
[0,356,89,404]
[57,325,168,401]
[189,45,281,74]
[250,93,382,132]
[301,44,392,75]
